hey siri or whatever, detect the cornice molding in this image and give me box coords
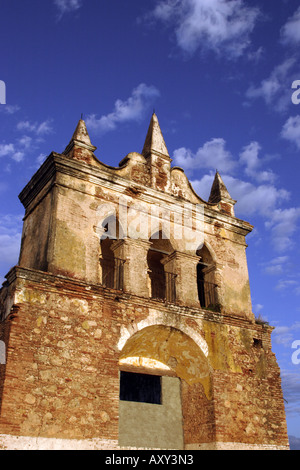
[18,152,253,237]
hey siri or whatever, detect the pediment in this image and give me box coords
[170,167,206,204]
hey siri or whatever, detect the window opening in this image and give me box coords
[253,338,263,349]
[148,249,166,300]
[196,245,218,310]
[100,238,118,289]
[100,219,125,290]
[147,232,176,303]
[119,371,162,405]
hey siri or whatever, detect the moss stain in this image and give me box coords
[54,221,86,276]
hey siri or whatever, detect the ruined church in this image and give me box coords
[0,113,289,450]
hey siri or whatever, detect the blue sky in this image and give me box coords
[1,0,300,440]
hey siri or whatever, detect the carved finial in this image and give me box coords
[209,171,236,207]
[63,118,97,160]
[142,112,169,159]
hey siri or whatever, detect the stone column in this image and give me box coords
[212,261,222,310]
[111,238,152,297]
[162,251,201,308]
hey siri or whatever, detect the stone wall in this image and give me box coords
[17,153,254,319]
[0,116,289,450]
[0,267,289,450]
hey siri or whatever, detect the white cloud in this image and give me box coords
[12,151,25,163]
[281,115,300,150]
[0,104,20,115]
[175,138,288,218]
[272,324,300,347]
[17,119,53,136]
[247,46,264,63]
[281,6,300,45]
[0,117,53,166]
[149,0,260,59]
[276,279,299,292]
[239,141,276,183]
[86,84,160,135]
[253,303,264,315]
[0,119,52,164]
[173,138,236,174]
[5,119,54,164]
[221,176,290,218]
[0,143,15,158]
[0,143,25,162]
[18,135,32,149]
[174,132,299,253]
[54,0,82,18]
[265,207,300,252]
[262,256,290,276]
[190,173,289,216]
[36,153,47,166]
[16,121,36,133]
[36,120,53,136]
[190,170,297,252]
[174,138,277,184]
[246,58,297,112]
[239,141,260,173]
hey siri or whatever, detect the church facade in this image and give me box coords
[0,114,289,450]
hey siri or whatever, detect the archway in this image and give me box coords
[100,215,125,289]
[147,231,174,301]
[118,324,212,449]
[196,244,218,310]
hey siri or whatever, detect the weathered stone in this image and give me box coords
[0,115,289,450]
[25,394,36,405]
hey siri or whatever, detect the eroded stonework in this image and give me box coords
[0,114,289,450]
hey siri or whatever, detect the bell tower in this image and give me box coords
[0,115,289,450]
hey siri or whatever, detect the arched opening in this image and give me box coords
[118,324,212,449]
[147,231,176,302]
[100,215,125,290]
[196,244,219,311]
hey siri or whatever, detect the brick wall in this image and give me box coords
[0,267,289,449]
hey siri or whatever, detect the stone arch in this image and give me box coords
[118,322,214,449]
[147,230,174,301]
[196,242,219,310]
[100,213,125,242]
[100,215,125,289]
[196,240,217,264]
[119,321,211,397]
[148,219,181,253]
[118,313,209,358]
[120,325,209,381]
